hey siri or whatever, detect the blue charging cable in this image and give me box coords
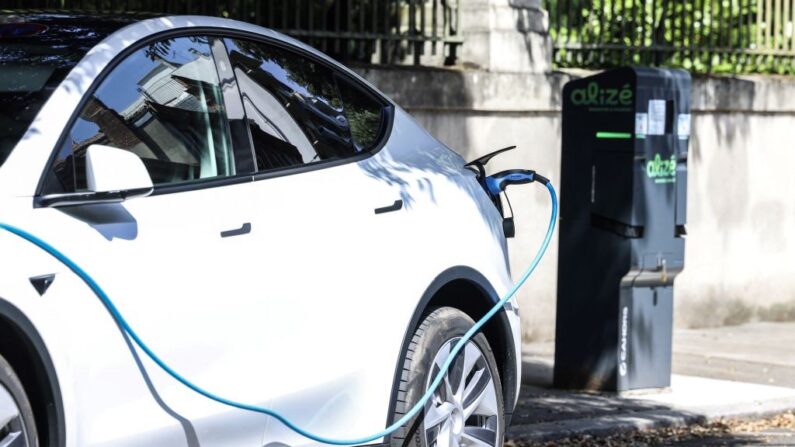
[0,175,557,446]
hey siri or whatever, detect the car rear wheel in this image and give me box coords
[0,353,38,447]
[390,307,504,447]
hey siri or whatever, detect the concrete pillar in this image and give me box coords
[459,0,552,73]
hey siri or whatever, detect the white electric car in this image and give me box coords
[0,14,522,447]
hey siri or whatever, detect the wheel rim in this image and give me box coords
[424,338,500,447]
[0,384,30,447]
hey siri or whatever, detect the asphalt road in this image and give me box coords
[514,321,795,446]
[668,324,795,445]
[663,413,795,446]
[508,413,795,446]
[511,428,795,446]
[663,429,795,446]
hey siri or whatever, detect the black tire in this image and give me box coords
[0,353,38,447]
[389,307,504,447]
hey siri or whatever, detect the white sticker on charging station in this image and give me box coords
[635,113,648,136]
[647,100,667,135]
[677,113,691,139]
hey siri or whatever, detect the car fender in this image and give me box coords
[372,110,523,417]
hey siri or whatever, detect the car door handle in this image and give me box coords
[220,222,252,238]
[374,199,403,215]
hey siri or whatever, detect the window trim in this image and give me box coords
[211,37,258,175]
[34,26,395,205]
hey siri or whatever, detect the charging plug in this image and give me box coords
[485,169,549,195]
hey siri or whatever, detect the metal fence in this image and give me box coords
[5,0,462,65]
[549,0,795,74]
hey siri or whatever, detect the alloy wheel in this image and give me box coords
[0,383,30,447]
[424,338,501,447]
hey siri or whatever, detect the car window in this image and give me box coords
[336,75,386,152]
[41,36,236,194]
[224,38,386,173]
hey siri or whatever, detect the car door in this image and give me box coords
[28,35,274,446]
[220,38,416,445]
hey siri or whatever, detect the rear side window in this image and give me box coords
[337,76,385,151]
[224,38,387,173]
[41,36,236,194]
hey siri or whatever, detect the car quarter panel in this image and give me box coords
[369,108,521,411]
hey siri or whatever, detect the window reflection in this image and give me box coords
[44,37,234,193]
[226,39,358,172]
[337,76,385,151]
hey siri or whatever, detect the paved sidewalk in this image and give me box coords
[507,322,795,443]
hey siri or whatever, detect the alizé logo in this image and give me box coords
[646,153,677,184]
[570,82,633,108]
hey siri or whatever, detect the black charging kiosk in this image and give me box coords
[554,67,690,392]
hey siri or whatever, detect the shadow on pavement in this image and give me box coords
[510,358,679,427]
[506,358,788,445]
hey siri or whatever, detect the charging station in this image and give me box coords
[554,67,690,392]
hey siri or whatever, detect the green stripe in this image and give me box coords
[596,131,633,139]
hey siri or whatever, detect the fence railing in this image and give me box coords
[6,0,462,66]
[548,0,795,74]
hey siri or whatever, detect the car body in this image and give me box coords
[0,14,521,447]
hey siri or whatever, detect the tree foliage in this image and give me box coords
[548,0,795,74]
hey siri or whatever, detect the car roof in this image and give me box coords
[0,13,140,52]
[0,12,313,61]
[0,12,150,32]
[0,11,161,23]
